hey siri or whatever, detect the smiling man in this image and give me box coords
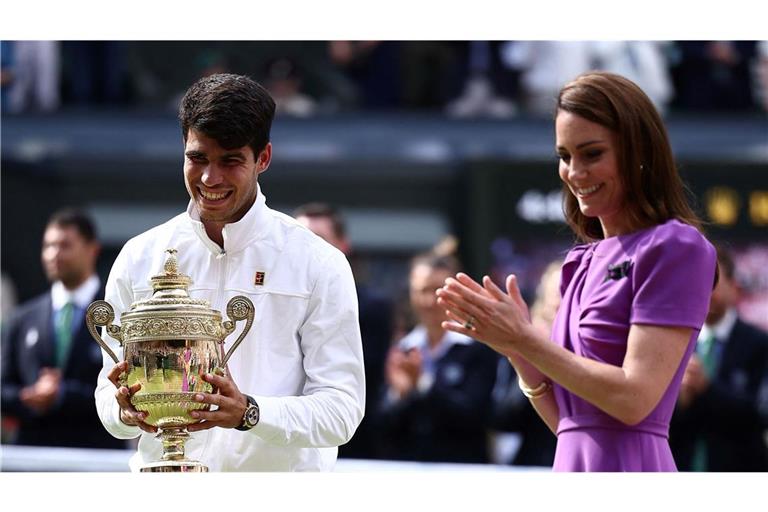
[93,74,365,472]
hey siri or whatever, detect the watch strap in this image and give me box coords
[235,394,259,431]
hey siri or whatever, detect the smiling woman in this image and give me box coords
[555,111,628,237]
[556,72,703,242]
[436,71,718,472]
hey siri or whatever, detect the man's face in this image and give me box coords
[706,262,738,325]
[41,224,99,289]
[295,215,349,254]
[183,129,271,225]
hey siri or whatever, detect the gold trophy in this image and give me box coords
[86,248,254,472]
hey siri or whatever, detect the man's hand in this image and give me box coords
[20,367,61,413]
[187,371,248,431]
[107,361,157,433]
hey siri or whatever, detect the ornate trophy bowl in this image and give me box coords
[86,248,254,472]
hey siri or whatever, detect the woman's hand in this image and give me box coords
[436,272,535,357]
[437,273,560,431]
[385,346,422,398]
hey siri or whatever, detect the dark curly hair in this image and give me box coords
[179,73,276,156]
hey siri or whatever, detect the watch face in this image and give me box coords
[245,406,259,426]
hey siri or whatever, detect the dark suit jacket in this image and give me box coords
[670,318,768,471]
[490,357,557,467]
[1,285,127,449]
[338,285,393,460]
[377,337,499,464]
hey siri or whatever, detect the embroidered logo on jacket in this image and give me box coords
[254,271,265,286]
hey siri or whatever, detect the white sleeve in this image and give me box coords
[249,249,366,447]
[94,242,142,439]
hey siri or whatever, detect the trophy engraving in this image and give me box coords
[86,248,255,472]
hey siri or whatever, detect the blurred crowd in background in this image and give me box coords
[1,40,767,472]
[2,40,768,117]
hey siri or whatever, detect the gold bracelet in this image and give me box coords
[518,376,552,399]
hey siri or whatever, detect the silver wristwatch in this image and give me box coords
[236,395,259,431]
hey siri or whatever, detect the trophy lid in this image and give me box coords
[116,248,229,343]
[150,248,192,291]
[127,248,212,312]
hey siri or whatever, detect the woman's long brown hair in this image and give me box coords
[556,71,703,242]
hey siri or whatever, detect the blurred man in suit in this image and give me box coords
[671,245,768,471]
[1,208,126,449]
[294,202,393,459]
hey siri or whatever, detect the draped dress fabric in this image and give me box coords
[550,220,716,472]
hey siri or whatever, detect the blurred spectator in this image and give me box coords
[670,41,759,111]
[670,244,768,471]
[501,41,672,117]
[731,244,768,331]
[167,48,230,110]
[399,41,461,110]
[4,40,60,113]
[488,237,535,301]
[529,259,563,343]
[755,41,768,113]
[377,250,498,463]
[328,41,401,109]
[446,41,518,118]
[264,57,317,117]
[294,203,393,459]
[61,41,128,106]
[590,41,673,115]
[500,41,593,117]
[193,48,229,77]
[1,208,127,449]
[1,41,15,107]
[490,259,561,467]
[1,272,18,328]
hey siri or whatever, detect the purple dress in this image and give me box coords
[551,220,716,471]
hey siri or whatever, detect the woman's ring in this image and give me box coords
[463,316,477,330]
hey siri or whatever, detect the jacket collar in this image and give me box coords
[186,183,272,255]
[399,325,474,354]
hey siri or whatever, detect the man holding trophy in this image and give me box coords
[93,73,365,471]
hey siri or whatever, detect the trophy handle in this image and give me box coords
[86,300,123,365]
[219,295,255,370]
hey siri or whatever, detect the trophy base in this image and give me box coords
[140,460,208,472]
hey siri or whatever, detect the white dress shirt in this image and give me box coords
[699,308,738,346]
[51,274,100,313]
[94,185,365,471]
[394,326,474,396]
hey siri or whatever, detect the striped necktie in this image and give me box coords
[55,301,75,368]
